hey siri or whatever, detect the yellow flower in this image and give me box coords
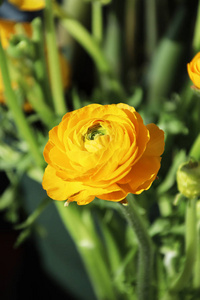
[42,103,165,205]
[8,0,45,11]
[187,52,200,89]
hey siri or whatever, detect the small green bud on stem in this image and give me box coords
[177,160,200,199]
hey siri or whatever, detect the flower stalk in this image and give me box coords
[192,0,200,53]
[31,17,53,107]
[92,0,103,45]
[170,197,197,292]
[55,201,116,300]
[119,195,154,300]
[193,201,200,289]
[44,0,67,115]
[53,2,111,75]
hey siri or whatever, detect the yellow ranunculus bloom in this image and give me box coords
[187,52,200,89]
[8,0,45,11]
[42,103,165,205]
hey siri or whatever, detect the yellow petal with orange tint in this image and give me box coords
[187,65,200,89]
[187,52,200,89]
[121,156,161,192]
[98,189,128,201]
[144,124,165,156]
[42,165,85,201]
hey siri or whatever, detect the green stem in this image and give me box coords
[53,2,111,75]
[0,41,44,168]
[32,17,53,107]
[55,201,116,300]
[193,0,200,53]
[15,197,52,230]
[145,0,157,58]
[22,79,56,128]
[197,98,200,135]
[146,7,185,108]
[193,218,200,288]
[44,0,67,115]
[92,1,103,45]
[170,198,197,292]
[119,195,154,300]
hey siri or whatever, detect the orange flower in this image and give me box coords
[187,52,200,89]
[42,103,165,205]
[8,0,45,11]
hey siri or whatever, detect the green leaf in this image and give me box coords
[14,228,32,248]
[0,186,16,210]
[14,224,46,248]
[127,87,143,109]
[15,197,52,230]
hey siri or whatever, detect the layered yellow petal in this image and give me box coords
[144,124,165,157]
[121,156,161,193]
[187,52,200,89]
[42,165,85,201]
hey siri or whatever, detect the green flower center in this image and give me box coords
[85,123,107,140]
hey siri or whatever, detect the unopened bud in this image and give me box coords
[176,160,200,199]
[7,36,35,59]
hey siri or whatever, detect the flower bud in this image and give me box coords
[7,36,35,59]
[176,160,200,199]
